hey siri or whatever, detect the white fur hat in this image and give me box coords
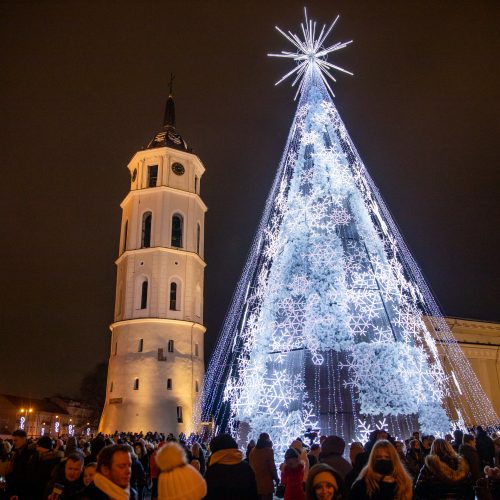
[156,442,207,500]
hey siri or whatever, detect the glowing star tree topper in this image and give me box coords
[268,8,353,99]
[200,11,498,453]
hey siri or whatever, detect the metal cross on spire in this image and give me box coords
[268,8,353,99]
[168,73,175,96]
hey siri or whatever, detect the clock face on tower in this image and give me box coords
[171,162,185,176]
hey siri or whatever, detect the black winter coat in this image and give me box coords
[205,460,258,499]
[406,449,425,479]
[30,450,62,499]
[76,482,138,500]
[5,444,37,499]
[349,478,399,500]
[459,444,482,483]
[476,432,495,468]
[415,454,473,500]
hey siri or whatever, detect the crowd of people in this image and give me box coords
[1,425,499,499]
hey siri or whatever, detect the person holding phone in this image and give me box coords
[46,453,85,499]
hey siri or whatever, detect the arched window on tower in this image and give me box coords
[142,212,152,248]
[169,282,177,311]
[171,214,183,248]
[196,223,201,254]
[140,280,148,309]
[194,175,198,194]
[122,220,128,254]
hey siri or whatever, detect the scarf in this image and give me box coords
[210,448,244,466]
[93,472,130,499]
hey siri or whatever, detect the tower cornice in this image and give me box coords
[110,318,206,334]
[115,246,207,268]
[120,186,208,213]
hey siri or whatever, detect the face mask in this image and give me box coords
[374,459,394,475]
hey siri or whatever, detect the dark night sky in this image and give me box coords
[1,1,499,398]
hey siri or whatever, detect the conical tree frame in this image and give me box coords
[201,65,497,450]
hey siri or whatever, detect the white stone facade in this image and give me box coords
[100,145,206,435]
[442,317,500,419]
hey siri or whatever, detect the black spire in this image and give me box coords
[163,73,175,127]
[147,73,189,152]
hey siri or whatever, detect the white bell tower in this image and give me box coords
[100,88,206,434]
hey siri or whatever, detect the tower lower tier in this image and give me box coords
[99,318,205,435]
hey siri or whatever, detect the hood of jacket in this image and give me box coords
[425,454,469,482]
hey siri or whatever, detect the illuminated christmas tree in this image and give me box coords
[201,11,498,449]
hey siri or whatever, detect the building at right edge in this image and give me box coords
[435,317,500,419]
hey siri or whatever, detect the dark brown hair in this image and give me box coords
[96,444,131,472]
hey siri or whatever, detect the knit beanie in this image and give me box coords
[156,442,207,500]
[209,434,238,453]
[37,436,53,450]
[285,448,299,461]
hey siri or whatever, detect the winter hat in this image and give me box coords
[209,434,238,453]
[285,448,299,460]
[156,442,207,500]
[37,436,53,450]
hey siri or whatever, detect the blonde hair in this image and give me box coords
[358,440,412,500]
[429,438,458,460]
